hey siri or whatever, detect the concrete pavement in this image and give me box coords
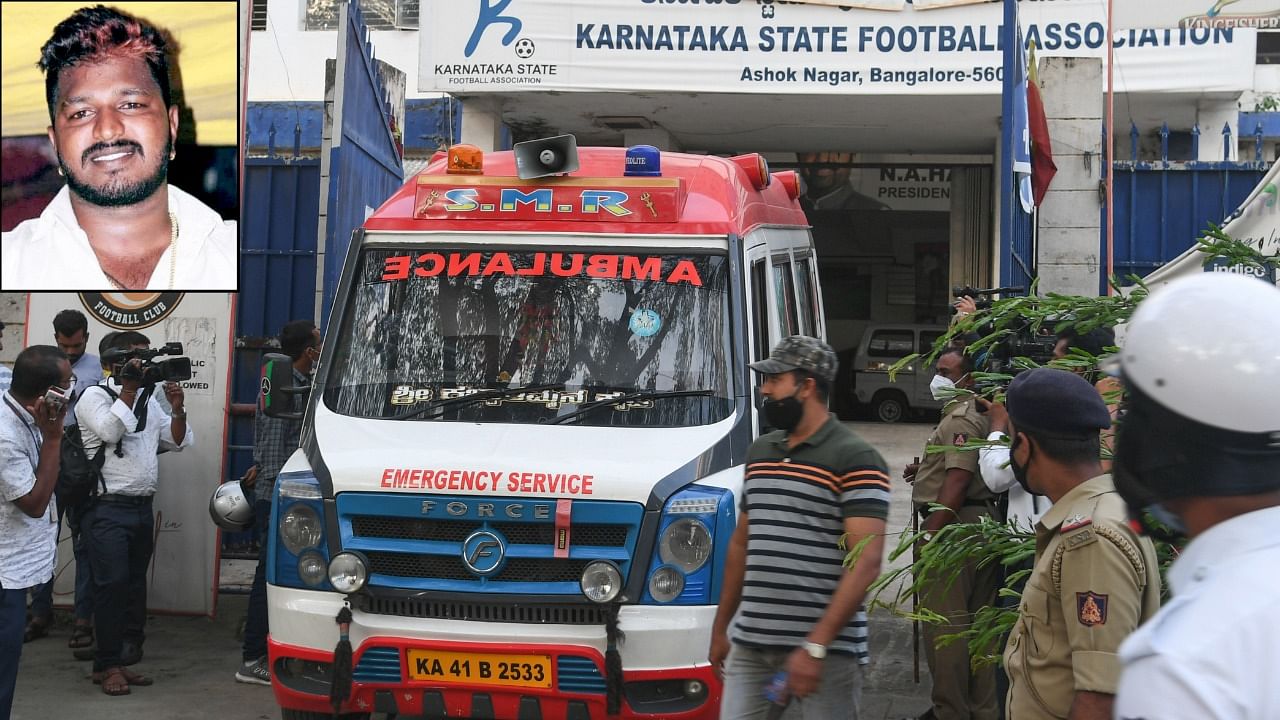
[13,421,936,720]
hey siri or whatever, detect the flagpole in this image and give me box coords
[1105,0,1115,294]
[998,0,1016,288]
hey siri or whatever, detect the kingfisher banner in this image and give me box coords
[421,0,1256,95]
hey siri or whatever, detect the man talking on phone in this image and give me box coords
[0,345,72,717]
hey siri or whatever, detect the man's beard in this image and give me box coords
[60,136,171,208]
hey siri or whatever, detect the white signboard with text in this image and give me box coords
[26,292,234,617]
[421,0,1255,95]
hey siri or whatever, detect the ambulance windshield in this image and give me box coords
[323,246,734,427]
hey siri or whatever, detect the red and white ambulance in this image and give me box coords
[263,139,826,719]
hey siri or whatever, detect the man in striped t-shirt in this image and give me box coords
[710,336,890,720]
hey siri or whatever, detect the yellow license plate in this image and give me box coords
[406,649,553,689]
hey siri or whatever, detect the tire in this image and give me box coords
[873,393,908,423]
[281,710,369,720]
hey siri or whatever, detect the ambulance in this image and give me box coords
[262,137,826,719]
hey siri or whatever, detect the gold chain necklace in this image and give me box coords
[104,212,178,290]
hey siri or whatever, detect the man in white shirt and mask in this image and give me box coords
[0,5,235,291]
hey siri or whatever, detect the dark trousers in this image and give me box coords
[242,499,272,662]
[29,505,94,622]
[84,497,154,672]
[1,586,29,719]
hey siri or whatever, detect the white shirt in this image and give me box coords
[1,184,237,291]
[66,353,105,427]
[978,430,1050,530]
[0,365,11,395]
[0,392,58,589]
[1115,505,1280,720]
[74,378,193,496]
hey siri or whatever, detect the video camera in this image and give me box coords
[951,285,1025,314]
[102,342,192,385]
[982,322,1059,376]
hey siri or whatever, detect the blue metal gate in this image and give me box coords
[322,0,404,324]
[226,125,321,557]
[1107,122,1269,288]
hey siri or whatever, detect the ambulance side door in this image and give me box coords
[743,231,776,437]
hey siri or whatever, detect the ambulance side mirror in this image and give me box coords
[260,352,307,420]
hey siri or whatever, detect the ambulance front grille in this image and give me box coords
[366,552,592,583]
[351,516,629,547]
[356,596,610,625]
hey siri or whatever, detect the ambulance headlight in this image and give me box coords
[328,553,368,593]
[659,518,712,573]
[297,551,328,587]
[280,504,323,554]
[580,561,623,603]
[648,565,685,603]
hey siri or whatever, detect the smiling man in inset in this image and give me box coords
[1,5,236,291]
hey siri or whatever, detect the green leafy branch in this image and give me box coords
[855,230,1275,668]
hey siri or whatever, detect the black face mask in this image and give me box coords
[763,389,804,433]
[1010,434,1041,496]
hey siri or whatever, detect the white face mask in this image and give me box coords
[930,373,963,401]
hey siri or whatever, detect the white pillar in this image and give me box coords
[460,98,504,152]
[1037,57,1105,296]
[1196,99,1240,162]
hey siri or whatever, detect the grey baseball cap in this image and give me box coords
[750,335,838,383]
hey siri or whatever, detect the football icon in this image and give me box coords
[514,37,535,58]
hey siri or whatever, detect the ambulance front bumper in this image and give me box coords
[267,585,720,719]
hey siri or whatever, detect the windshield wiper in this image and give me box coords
[543,389,715,426]
[387,383,564,421]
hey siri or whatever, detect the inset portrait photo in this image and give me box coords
[1,2,238,291]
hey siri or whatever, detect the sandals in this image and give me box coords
[23,615,51,643]
[68,624,94,649]
[93,666,153,696]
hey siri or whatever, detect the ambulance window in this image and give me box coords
[795,258,818,336]
[324,247,735,428]
[772,261,799,336]
[750,259,770,360]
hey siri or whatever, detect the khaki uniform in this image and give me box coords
[1003,475,1162,719]
[912,397,994,510]
[913,397,997,720]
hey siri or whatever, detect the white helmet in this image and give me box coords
[1113,272,1280,513]
[209,480,254,532]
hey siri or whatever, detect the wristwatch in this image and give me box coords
[802,642,827,660]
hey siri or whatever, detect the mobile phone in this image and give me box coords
[43,385,73,413]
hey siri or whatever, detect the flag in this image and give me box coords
[1027,41,1057,207]
[1012,24,1034,214]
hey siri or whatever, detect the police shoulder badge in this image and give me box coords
[952,433,968,447]
[1076,591,1108,626]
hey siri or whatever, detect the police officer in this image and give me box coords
[1113,273,1280,719]
[1000,368,1161,719]
[903,347,997,720]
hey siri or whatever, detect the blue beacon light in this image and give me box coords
[624,145,662,177]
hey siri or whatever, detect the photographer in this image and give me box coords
[26,309,105,647]
[1,346,71,717]
[75,332,193,696]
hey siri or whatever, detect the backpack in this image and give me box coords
[56,385,122,509]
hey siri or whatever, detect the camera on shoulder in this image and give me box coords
[102,342,193,385]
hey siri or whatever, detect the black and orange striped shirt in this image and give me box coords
[732,414,891,662]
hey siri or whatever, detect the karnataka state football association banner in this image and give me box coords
[420,0,1256,95]
[26,293,235,617]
